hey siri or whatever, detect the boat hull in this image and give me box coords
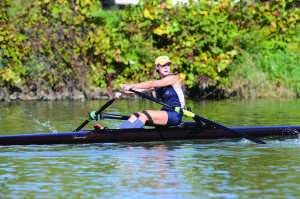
[0,124,299,145]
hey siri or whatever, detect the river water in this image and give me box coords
[0,98,300,199]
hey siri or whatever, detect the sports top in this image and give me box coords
[155,84,185,112]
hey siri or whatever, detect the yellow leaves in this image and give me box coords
[144,8,154,20]
[96,28,104,36]
[269,26,277,33]
[216,50,239,72]
[199,52,209,62]
[76,0,92,7]
[153,26,165,35]
[143,5,165,20]
[153,21,178,35]
[220,0,229,9]
[199,11,208,17]
[184,41,192,48]
[288,43,299,53]
[0,68,20,83]
[227,50,238,57]
[270,22,277,29]
[86,28,111,55]
[280,24,287,32]
[221,0,229,4]
[177,73,186,83]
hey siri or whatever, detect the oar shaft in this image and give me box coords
[101,112,156,126]
[101,113,129,120]
[73,120,90,132]
[96,99,115,115]
[129,89,172,108]
[73,99,115,132]
[129,88,266,144]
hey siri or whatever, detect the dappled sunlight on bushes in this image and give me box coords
[0,0,299,100]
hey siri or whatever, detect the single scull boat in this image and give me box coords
[0,122,299,146]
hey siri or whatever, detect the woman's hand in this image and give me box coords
[114,92,122,99]
[120,84,135,92]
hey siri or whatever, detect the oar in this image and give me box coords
[73,98,115,132]
[128,88,267,144]
[100,112,154,126]
[100,112,129,121]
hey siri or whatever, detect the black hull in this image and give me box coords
[0,124,299,145]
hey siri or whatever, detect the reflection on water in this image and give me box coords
[0,99,300,198]
[0,139,300,199]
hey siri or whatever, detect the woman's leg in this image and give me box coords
[135,110,168,125]
[118,110,168,129]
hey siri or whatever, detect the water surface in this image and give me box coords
[0,99,299,198]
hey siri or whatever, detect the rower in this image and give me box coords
[114,55,186,129]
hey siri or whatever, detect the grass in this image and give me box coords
[228,46,300,98]
[228,25,300,98]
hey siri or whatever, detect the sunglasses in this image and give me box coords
[159,63,171,67]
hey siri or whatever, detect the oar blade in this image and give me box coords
[193,115,267,144]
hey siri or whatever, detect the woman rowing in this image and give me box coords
[115,55,186,129]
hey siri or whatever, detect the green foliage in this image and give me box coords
[0,0,31,87]
[1,0,103,91]
[111,0,299,89]
[0,0,10,24]
[236,0,300,50]
[1,0,299,98]
[228,46,300,98]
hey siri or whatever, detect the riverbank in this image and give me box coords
[0,84,231,101]
[0,87,112,101]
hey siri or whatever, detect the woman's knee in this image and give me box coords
[128,112,140,122]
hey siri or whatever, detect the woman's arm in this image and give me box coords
[114,87,154,99]
[122,75,180,91]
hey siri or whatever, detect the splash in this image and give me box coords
[284,128,300,143]
[34,119,58,133]
[240,138,256,145]
[295,131,300,143]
